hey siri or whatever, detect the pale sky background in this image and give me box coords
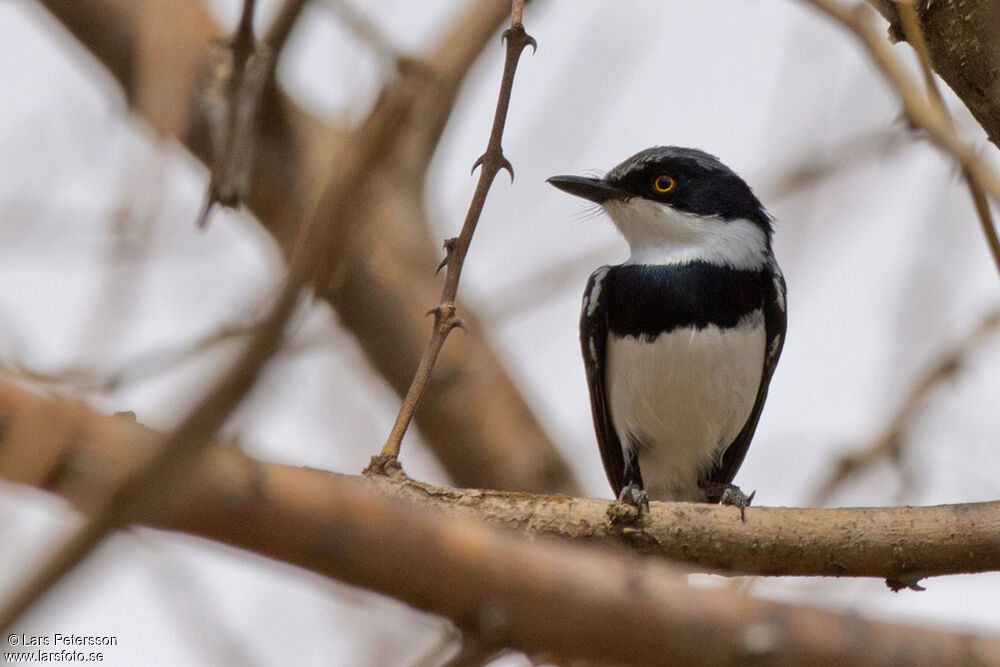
[1,1,999,665]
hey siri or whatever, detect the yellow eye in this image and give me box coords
[653,175,675,193]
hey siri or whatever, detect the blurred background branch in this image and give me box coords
[811,306,1000,505]
[33,0,579,495]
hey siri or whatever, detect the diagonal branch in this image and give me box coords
[810,306,1000,506]
[893,0,1000,278]
[378,10,536,460]
[801,0,1000,273]
[198,0,271,227]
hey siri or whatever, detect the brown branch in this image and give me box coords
[811,307,1000,505]
[0,278,303,633]
[263,0,309,59]
[894,0,1000,278]
[35,0,580,495]
[197,0,270,227]
[0,21,415,627]
[379,13,535,459]
[324,0,401,65]
[2,380,999,587]
[0,384,999,664]
[867,0,1000,151]
[801,0,1000,273]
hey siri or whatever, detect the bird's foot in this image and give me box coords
[607,481,650,525]
[700,482,755,522]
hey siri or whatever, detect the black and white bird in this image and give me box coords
[547,146,786,513]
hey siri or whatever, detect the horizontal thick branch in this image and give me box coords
[1,382,999,665]
[1,381,998,585]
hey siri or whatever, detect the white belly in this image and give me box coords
[605,312,765,501]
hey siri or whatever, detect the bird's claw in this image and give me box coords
[618,481,650,515]
[437,238,457,274]
[720,486,755,522]
[499,156,514,182]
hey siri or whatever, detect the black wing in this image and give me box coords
[580,268,623,494]
[580,267,640,496]
[706,265,787,489]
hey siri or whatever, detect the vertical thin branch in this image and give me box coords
[198,0,271,227]
[264,0,309,57]
[377,8,535,462]
[894,0,1000,278]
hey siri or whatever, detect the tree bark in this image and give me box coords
[1,380,998,665]
[1,380,998,585]
[869,0,1000,148]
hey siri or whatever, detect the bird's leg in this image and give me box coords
[700,481,755,522]
[606,481,650,526]
[617,481,650,515]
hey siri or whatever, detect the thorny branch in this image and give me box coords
[198,0,271,227]
[378,8,535,461]
[0,385,999,664]
[263,0,310,62]
[811,307,1000,505]
[802,0,1000,275]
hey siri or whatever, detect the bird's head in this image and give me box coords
[548,146,772,268]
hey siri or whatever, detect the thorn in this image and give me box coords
[426,306,441,318]
[471,154,485,175]
[436,238,457,274]
[885,575,927,592]
[501,26,536,55]
[451,318,468,334]
[500,156,514,182]
[196,196,215,229]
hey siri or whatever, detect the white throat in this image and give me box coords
[602,198,769,269]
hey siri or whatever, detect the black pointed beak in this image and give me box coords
[546,175,626,204]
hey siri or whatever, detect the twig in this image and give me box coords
[894,1,1000,278]
[811,307,1000,505]
[378,11,536,461]
[325,0,402,65]
[263,0,309,60]
[762,126,907,202]
[198,0,271,227]
[802,0,1000,274]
